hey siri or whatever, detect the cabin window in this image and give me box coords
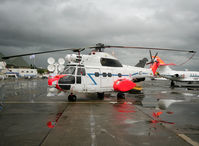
[26,71,29,73]
[58,75,75,84]
[108,73,112,77]
[100,58,123,67]
[62,67,76,75]
[102,72,107,77]
[95,72,99,77]
[77,68,86,76]
[118,73,122,77]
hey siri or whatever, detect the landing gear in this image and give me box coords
[170,80,175,87]
[68,93,77,102]
[117,92,125,100]
[97,92,104,100]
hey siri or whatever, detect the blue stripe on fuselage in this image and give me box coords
[87,72,147,85]
[87,73,97,85]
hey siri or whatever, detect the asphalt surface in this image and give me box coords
[0,79,199,146]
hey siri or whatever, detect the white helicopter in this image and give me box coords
[2,43,196,101]
[152,56,199,87]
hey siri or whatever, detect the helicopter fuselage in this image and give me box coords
[48,52,154,94]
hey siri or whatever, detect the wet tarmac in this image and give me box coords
[0,79,199,146]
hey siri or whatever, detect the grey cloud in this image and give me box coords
[0,0,199,70]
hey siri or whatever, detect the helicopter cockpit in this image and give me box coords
[58,65,86,90]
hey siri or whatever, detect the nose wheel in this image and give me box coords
[68,93,77,102]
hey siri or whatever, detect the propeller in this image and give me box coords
[146,50,159,65]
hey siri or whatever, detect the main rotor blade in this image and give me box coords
[149,50,152,60]
[2,48,85,60]
[105,45,196,53]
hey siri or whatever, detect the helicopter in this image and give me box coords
[2,43,196,101]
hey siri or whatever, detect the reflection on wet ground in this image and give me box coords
[0,79,199,145]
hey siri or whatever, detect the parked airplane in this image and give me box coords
[152,56,199,87]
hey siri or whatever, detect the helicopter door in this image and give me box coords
[86,68,100,91]
[75,67,86,91]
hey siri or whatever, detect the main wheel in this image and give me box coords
[97,92,104,100]
[117,92,125,99]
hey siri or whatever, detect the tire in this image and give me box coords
[97,93,104,100]
[117,92,125,99]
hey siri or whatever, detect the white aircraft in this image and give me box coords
[47,50,157,101]
[152,56,199,87]
[2,43,195,101]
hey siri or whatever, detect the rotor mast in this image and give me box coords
[95,43,105,52]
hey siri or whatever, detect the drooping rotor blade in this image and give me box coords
[105,45,196,53]
[149,50,152,60]
[2,48,85,60]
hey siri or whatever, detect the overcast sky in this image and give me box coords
[0,0,199,70]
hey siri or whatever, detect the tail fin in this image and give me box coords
[150,56,176,75]
[151,62,160,75]
[153,56,176,66]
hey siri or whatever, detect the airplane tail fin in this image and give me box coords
[153,56,176,66]
[150,56,176,75]
[151,62,159,75]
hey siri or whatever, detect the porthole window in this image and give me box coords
[102,72,107,77]
[118,73,122,77]
[108,73,112,77]
[95,72,99,77]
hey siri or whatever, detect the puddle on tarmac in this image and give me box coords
[158,99,184,110]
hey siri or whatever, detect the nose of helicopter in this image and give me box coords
[57,75,75,90]
[48,75,67,88]
[48,75,58,87]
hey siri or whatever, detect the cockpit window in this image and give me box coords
[58,75,75,84]
[100,58,123,67]
[62,66,76,75]
[77,68,86,76]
